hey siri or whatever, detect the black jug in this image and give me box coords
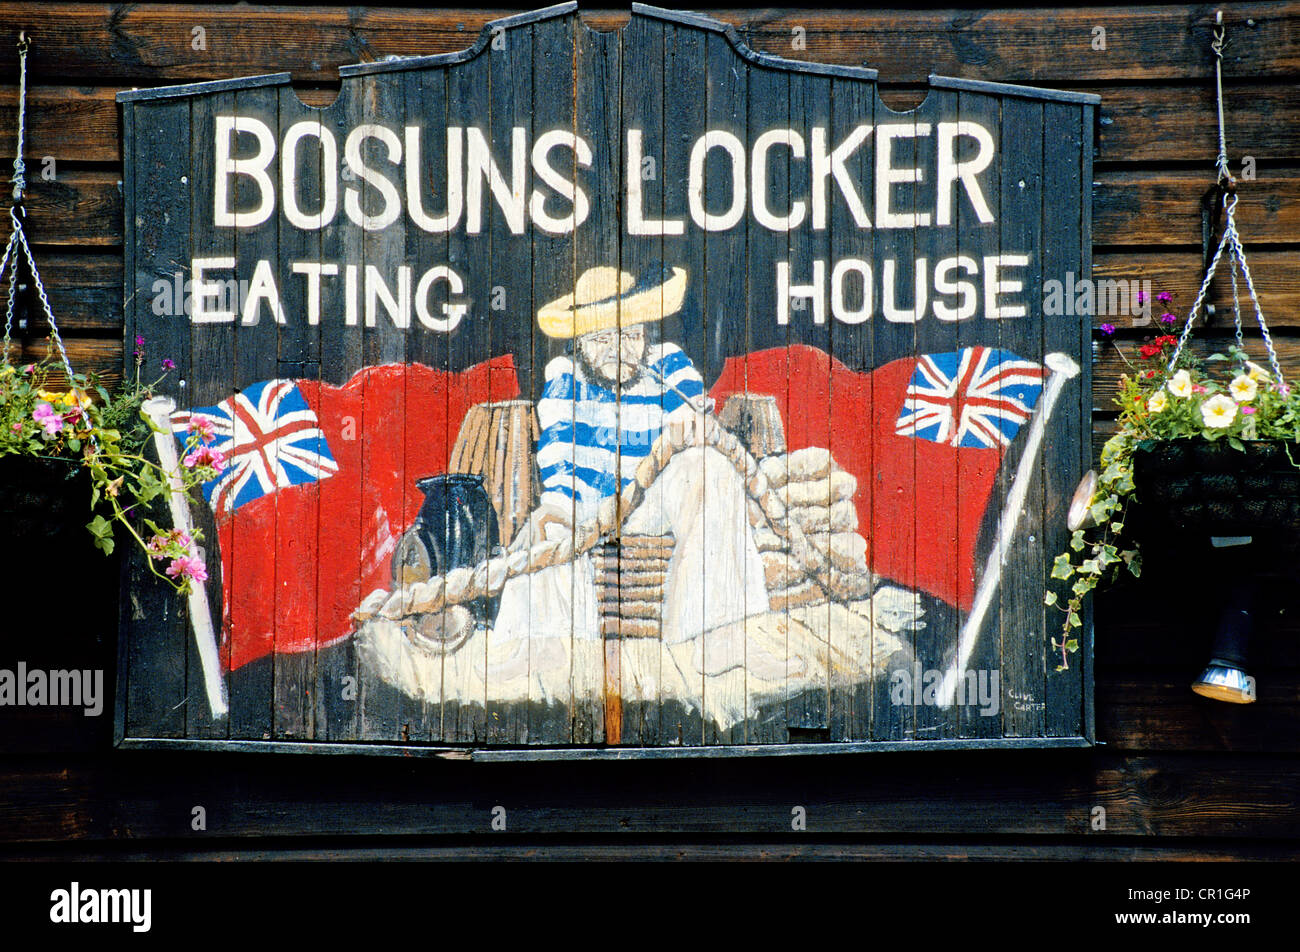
[398,473,500,625]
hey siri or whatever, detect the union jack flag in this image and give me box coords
[895,347,1046,449]
[171,380,338,517]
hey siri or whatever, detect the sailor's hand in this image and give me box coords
[509,503,573,551]
[689,394,716,415]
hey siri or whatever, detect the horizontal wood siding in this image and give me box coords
[1,2,1298,856]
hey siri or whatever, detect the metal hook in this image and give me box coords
[16,31,28,54]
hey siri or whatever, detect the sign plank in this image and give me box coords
[117,3,1097,757]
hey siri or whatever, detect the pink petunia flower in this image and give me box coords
[165,554,208,583]
[162,358,176,371]
[1243,406,1257,415]
[183,444,226,472]
[32,402,63,436]
[187,413,216,443]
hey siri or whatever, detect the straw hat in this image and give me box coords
[537,264,687,339]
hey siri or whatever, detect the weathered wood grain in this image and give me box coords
[26,249,1300,338]
[0,4,1295,85]
[1094,169,1300,247]
[120,94,189,741]
[994,93,1045,741]
[23,170,1300,256]
[10,81,1300,169]
[2,752,1297,839]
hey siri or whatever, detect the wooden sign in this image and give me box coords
[115,3,1098,758]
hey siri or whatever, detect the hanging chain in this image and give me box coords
[11,31,27,201]
[1165,12,1284,387]
[2,32,96,450]
[1211,12,1233,187]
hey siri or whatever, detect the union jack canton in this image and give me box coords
[171,380,338,517]
[894,347,1046,449]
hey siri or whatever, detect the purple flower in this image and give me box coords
[1099,323,1115,336]
[1157,291,1173,303]
[32,402,63,436]
[1136,291,1148,305]
[162,358,176,371]
[1160,312,1177,324]
[135,335,145,348]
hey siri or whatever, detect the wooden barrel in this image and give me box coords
[448,400,540,547]
[718,392,787,458]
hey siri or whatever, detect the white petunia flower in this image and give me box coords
[1229,374,1258,402]
[1147,390,1168,413]
[1246,361,1272,382]
[1167,370,1193,398]
[1201,394,1238,429]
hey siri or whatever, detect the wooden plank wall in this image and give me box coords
[1,2,1298,858]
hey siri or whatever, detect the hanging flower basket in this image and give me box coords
[1132,438,1300,536]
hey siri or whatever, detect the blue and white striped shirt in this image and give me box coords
[535,342,706,520]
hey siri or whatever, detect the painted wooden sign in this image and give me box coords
[115,3,1097,757]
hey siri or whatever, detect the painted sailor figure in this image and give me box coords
[492,264,771,676]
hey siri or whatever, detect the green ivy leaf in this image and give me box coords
[1051,554,1075,580]
[86,515,115,555]
[1044,591,1058,606]
[1067,612,1082,629]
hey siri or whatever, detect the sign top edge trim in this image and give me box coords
[116,71,293,103]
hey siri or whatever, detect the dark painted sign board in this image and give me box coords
[116,3,1097,758]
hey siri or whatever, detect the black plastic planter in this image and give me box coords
[1132,439,1300,537]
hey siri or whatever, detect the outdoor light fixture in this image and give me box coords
[1067,470,1099,531]
[1191,567,1257,704]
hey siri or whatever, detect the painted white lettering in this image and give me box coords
[626,129,684,235]
[752,128,807,231]
[343,123,402,231]
[875,123,933,228]
[405,125,463,233]
[687,130,747,231]
[935,121,995,226]
[281,120,338,230]
[466,126,527,234]
[530,129,592,235]
[214,115,276,228]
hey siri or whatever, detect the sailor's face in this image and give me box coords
[578,325,646,385]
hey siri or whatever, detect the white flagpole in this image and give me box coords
[142,397,229,719]
[936,352,1081,708]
